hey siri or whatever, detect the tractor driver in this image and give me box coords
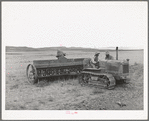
[105,51,114,60]
[90,52,100,69]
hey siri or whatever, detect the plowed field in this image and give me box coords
[5,50,144,110]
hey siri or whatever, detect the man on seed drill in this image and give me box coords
[56,50,66,59]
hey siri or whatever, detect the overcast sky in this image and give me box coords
[2,2,147,49]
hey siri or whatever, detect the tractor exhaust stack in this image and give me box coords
[116,47,118,60]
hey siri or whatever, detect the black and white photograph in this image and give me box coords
[2,1,148,120]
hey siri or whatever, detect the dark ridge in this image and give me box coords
[6,46,144,52]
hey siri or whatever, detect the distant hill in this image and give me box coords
[6,46,143,52]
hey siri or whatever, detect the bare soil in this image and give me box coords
[5,51,144,110]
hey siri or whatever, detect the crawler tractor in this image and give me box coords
[79,47,130,89]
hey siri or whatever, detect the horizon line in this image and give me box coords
[5,45,144,50]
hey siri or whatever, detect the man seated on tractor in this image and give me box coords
[90,52,100,69]
[105,51,114,60]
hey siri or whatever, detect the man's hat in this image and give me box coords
[56,50,66,57]
[95,52,100,56]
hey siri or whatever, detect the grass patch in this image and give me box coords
[36,80,49,87]
[48,95,54,102]
[10,84,18,90]
[92,88,104,94]
[6,104,26,110]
